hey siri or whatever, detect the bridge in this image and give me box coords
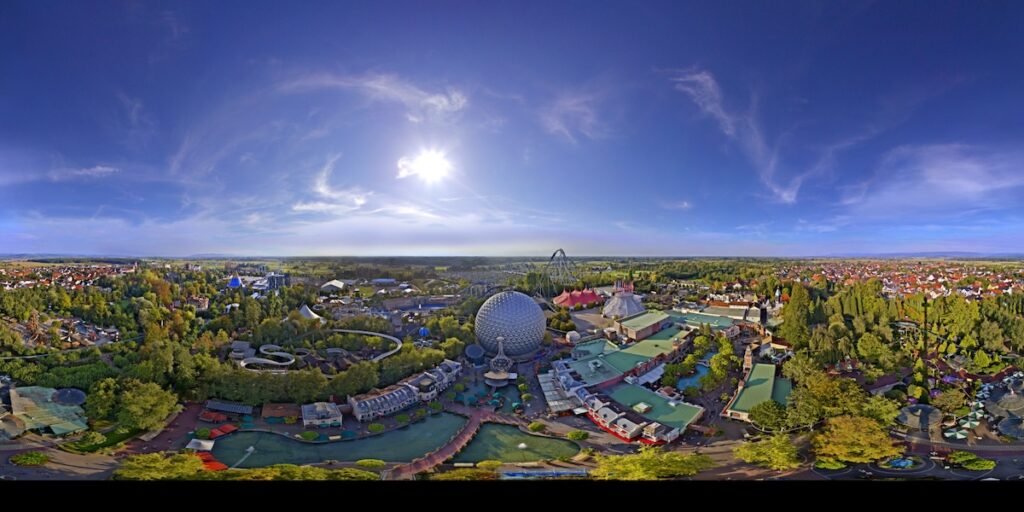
[380,404,528,480]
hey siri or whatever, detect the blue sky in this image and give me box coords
[2,1,1024,257]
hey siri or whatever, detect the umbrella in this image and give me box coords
[956,429,969,439]
[959,418,980,428]
[969,410,985,420]
[944,429,958,438]
[972,401,986,409]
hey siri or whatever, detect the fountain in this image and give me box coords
[517,442,528,449]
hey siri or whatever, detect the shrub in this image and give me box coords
[428,401,443,411]
[395,414,411,424]
[284,416,298,425]
[300,431,319,441]
[413,408,427,418]
[78,431,107,445]
[10,451,49,466]
[444,392,456,401]
[453,383,466,392]
[355,459,386,469]
[368,423,386,433]
[814,458,846,470]
[431,469,499,480]
[566,430,589,441]
[946,451,978,465]
[476,460,503,471]
[962,458,996,471]
[195,428,211,440]
[528,422,546,432]
[518,383,529,393]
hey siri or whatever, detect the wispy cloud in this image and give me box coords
[48,165,121,181]
[842,144,1024,220]
[669,68,824,204]
[279,72,467,123]
[539,91,609,144]
[660,200,693,210]
[293,154,371,215]
[116,92,156,146]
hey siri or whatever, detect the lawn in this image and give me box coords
[65,426,143,453]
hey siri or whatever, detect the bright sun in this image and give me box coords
[401,149,452,184]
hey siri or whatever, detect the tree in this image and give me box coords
[85,377,119,420]
[812,415,901,465]
[591,446,714,480]
[114,453,205,480]
[859,395,900,427]
[973,350,992,371]
[566,430,589,441]
[779,284,811,349]
[733,435,801,471]
[116,380,179,431]
[931,389,967,416]
[749,401,789,432]
[856,333,885,362]
[782,351,821,383]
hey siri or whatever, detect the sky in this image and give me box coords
[2,0,1024,257]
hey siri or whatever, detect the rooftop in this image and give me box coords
[567,357,624,386]
[618,310,670,332]
[729,364,791,414]
[608,384,703,430]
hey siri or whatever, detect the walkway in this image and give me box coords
[381,404,526,480]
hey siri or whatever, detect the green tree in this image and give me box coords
[931,389,967,416]
[859,395,900,427]
[749,400,789,432]
[114,453,205,480]
[779,284,811,349]
[85,377,119,420]
[116,380,179,431]
[733,434,801,471]
[812,415,901,465]
[591,446,714,480]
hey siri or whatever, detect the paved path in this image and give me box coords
[119,402,202,455]
[382,405,526,480]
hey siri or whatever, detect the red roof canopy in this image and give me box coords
[553,288,603,308]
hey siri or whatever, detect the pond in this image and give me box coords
[676,351,717,391]
[450,424,580,463]
[210,412,467,468]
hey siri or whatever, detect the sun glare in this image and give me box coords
[405,149,452,184]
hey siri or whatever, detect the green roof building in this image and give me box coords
[723,363,792,423]
[615,310,670,342]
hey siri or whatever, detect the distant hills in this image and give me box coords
[822,251,1024,259]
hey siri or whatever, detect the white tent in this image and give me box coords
[602,292,645,319]
[186,438,215,451]
[320,280,347,293]
[298,304,326,324]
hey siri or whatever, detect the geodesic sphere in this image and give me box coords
[474,291,546,358]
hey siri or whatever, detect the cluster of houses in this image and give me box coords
[199,359,463,432]
[0,263,137,291]
[348,359,462,421]
[776,261,1024,299]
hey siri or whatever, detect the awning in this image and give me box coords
[186,438,215,451]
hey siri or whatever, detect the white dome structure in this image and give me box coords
[602,292,645,319]
[474,291,545,360]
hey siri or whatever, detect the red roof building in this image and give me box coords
[553,288,604,308]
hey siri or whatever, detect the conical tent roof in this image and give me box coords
[602,292,645,318]
[298,304,323,321]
